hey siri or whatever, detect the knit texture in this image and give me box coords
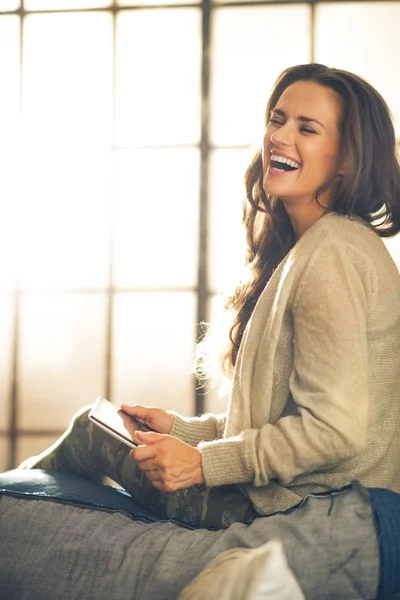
[172,212,400,515]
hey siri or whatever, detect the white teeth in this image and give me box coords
[270,154,301,169]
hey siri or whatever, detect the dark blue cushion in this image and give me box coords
[0,469,158,522]
[368,488,400,599]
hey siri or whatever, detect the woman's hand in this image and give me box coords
[131,431,204,492]
[120,404,174,435]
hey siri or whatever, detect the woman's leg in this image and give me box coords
[163,484,258,529]
[18,405,158,498]
[19,405,257,529]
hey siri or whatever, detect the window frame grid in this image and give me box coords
[1,0,398,469]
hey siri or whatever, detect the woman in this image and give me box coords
[20,63,400,530]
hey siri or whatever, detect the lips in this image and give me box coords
[267,149,302,176]
[271,152,301,170]
[271,150,302,165]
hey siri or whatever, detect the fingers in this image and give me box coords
[151,481,165,491]
[134,457,159,472]
[120,404,149,420]
[131,436,204,492]
[144,471,162,483]
[131,443,157,462]
[131,438,177,489]
[134,430,164,445]
[120,404,173,435]
[148,475,196,493]
[120,405,156,432]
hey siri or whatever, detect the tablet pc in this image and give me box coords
[89,397,143,448]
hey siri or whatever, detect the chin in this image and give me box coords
[263,175,285,196]
[263,183,289,198]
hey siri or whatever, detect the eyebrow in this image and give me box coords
[271,108,325,129]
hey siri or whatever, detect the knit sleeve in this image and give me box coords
[197,240,378,488]
[169,411,227,446]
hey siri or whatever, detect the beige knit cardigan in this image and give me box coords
[171,212,400,515]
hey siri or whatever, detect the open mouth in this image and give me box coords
[269,153,302,173]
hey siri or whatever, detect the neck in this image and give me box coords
[283,196,330,239]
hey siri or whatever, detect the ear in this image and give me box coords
[336,151,348,176]
[332,171,344,184]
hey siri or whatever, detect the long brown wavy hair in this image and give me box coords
[215,63,400,380]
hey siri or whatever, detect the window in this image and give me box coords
[1,0,399,468]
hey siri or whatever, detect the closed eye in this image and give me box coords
[300,126,317,134]
[269,118,316,134]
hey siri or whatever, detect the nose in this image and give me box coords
[270,123,294,147]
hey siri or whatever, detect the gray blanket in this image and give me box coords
[0,484,379,600]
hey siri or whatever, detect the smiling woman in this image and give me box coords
[225,63,400,375]
[17,65,400,546]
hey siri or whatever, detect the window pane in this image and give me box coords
[0,16,20,288]
[18,294,107,430]
[16,435,61,467]
[23,12,113,148]
[0,0,20,10]
[113,149,199,288]
[0,175,19,289]
[17,149,111,289]
[209,148,252,292]
[0,295,14,432]
[112,292,196,415]
[116,9,201,146]
[25,0,111,8]
[0,16,20,147]
[211,5,311,146]
[315,2,400,135]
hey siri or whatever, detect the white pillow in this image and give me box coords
[178,539,305,600]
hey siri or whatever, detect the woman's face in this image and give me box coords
[262,80,343,206]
